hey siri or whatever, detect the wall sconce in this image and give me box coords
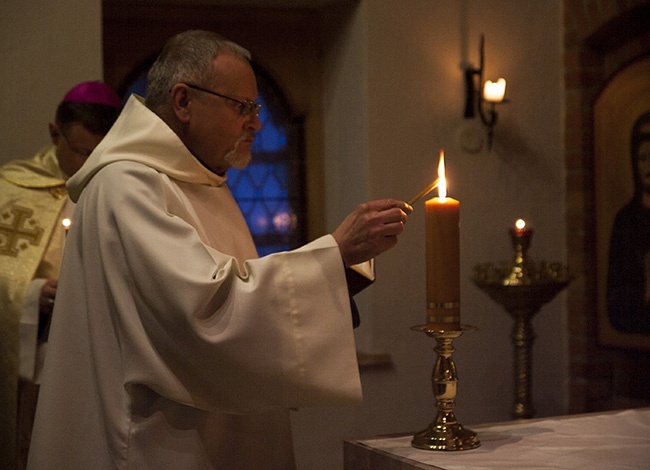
[464,34,507,150]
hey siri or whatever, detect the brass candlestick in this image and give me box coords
[411,325,480,451]
[473,226,571,419]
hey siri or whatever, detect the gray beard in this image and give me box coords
[224,134,253,169]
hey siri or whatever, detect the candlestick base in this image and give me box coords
[411,419,480,452]
[410,325,480,451]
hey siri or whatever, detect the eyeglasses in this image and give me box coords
[183,83,262,117]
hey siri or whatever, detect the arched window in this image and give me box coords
[120,60,306,257]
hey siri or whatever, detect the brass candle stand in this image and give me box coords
[473,227,571,419]
[410,324,481,451]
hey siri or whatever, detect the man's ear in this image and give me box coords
[48,122,61,146]
[170,84,192,123]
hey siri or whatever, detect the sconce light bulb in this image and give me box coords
[483,78,507,103]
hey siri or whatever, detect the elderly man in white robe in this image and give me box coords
[28,30,412,470]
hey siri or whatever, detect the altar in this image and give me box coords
[344,408,650,469]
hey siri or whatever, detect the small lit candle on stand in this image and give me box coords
[511,218,532,236]
[61,218,71,236]
[472,219,572,419]
[505,218,534,286]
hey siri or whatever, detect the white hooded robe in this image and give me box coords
[27,96,362,469]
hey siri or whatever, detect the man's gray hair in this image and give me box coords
[145,30,251,112]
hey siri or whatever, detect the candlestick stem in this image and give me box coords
[510,305,537,419]
[410,325,480,451]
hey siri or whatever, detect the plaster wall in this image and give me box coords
[0,0,103,163]
[296,1,565,468]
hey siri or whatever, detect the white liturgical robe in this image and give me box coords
[28,96,363,469]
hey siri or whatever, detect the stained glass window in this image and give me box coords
[227,69,305,255]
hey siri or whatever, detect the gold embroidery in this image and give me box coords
[49,186,68,199]
[0,205,44,257]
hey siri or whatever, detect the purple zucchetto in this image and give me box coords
[62,81,122,109]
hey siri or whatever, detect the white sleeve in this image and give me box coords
[66,163,362,413]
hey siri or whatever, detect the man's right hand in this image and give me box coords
[332,199,412,267]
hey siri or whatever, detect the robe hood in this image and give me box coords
[67,95,226,202]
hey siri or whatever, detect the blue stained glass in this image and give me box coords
[271,201,296,234]
[228,169,254,198]
[257,244,290,257]
[237,200,254,214]
[228,163,288,201]
[251,101,287,152]
[124,75,147,102]
[248,165,268,198]
[263,168,286,199]
[248,202,271,236]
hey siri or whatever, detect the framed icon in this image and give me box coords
[595,56,650,350]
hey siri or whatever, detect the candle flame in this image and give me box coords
[515,218,526,230]
[62,218,71,229]
[437,150,447,199]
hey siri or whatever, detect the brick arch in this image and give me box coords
[564,0,650,413]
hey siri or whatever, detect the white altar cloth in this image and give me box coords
[356,408,650,469]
